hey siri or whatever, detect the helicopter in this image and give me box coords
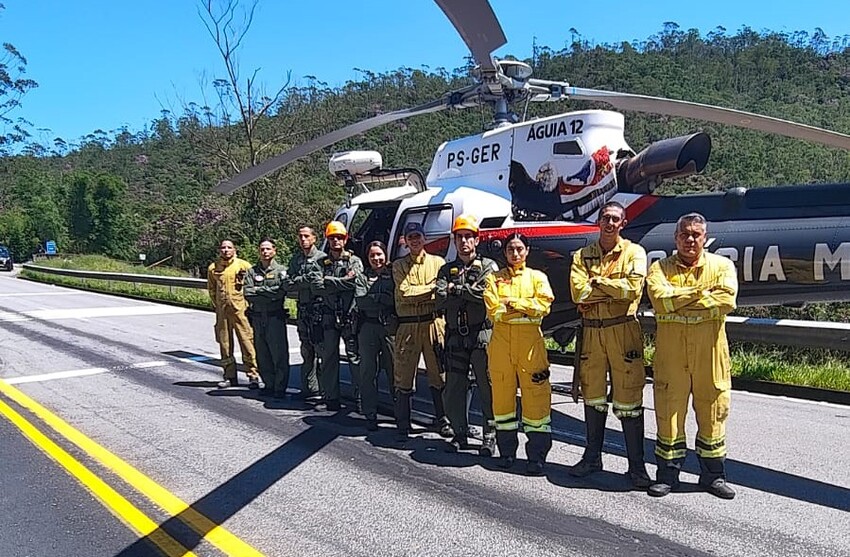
[215,0,850,342]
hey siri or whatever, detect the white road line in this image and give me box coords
[6,367,110,384]
[0,305,192,322]
[733,388,850,409]
[131,360,169,369]
[0,292,82,297]
[4,361,170,384]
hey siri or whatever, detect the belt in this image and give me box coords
[656,312,723,324]
[397,313,434,324]
[249,308,287,317]
[361,315,382,324]
[581,315,635,328]
[446,320,491,335]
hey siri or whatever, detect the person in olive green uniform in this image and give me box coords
[245,238,291,398]
[207,239,260,389]
[312,221,364,411]
[436,215,499,454]
[355,241,396,430]
[285,226,324,401]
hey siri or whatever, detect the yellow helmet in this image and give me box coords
[452,214,479,234]
[325,220,348,237]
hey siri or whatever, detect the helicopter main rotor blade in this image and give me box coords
[566,87,850,151]
[434,0,506,72]
[215,98,450,194]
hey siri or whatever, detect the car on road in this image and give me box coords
[0,246,13,271]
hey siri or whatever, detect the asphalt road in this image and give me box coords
[0,273,848,557]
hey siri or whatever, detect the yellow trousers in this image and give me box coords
[579,319,645,417]
[488,322,551,461]
[215,307,259,381]
[653,320,731,463]
[393,319,445,392]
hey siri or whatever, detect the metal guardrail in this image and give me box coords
[21,263,850,351]
[23,263,206,289]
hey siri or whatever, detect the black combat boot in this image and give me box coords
[525,431,552,476]
[446,435,470,452]
[648,458,682,497]
[569,405,607,477]
[394,390,412,438]
[621,414,652,488]
[430,387,455,438]
[479,422,497,457]
[496,429,519,469]
[698,456,735,499]
[366,414,379,432]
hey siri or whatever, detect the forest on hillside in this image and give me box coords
[1,20,850,273]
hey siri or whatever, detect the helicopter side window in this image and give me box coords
[346,203,400,259]
[393,205,453,260]
[553,140,583,156]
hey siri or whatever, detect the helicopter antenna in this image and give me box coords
[522,92,532,122]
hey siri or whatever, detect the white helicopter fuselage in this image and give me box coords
[337,109,640,262]
[425,109,632,222]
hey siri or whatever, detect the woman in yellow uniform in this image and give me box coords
[483,233,555,475]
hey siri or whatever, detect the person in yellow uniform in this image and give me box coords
[207,239,260,389]
[393,221,451,439]
[483,233,555,475]
[646,213,738,499]
[568,201,651,488]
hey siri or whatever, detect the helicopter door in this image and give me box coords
[392,204,454,260]
[345,201,402,260]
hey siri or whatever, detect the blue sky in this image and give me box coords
[4,0,849,144]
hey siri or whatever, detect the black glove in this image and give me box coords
[531,369,551,384]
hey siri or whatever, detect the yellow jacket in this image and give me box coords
[207,257,253,312]
[392,252,445,317]
[483,263,554,325]
[646,252,738,323]
[570,237,646,319]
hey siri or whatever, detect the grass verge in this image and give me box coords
[546,335,850,392]
[22,270,212,310]
[21,256,299,316]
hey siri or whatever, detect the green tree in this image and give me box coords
[65,171,132,257]
[67,171,95,250]
[0,207,33,258]
[0,4,38,153]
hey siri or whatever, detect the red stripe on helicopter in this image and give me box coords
[424,196,659,251]
[624,195,659,221]
[479,224,599,240]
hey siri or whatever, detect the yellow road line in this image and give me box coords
[0,398,196,557]
[0,380,265,557]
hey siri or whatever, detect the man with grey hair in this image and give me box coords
[646,212,738,499]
